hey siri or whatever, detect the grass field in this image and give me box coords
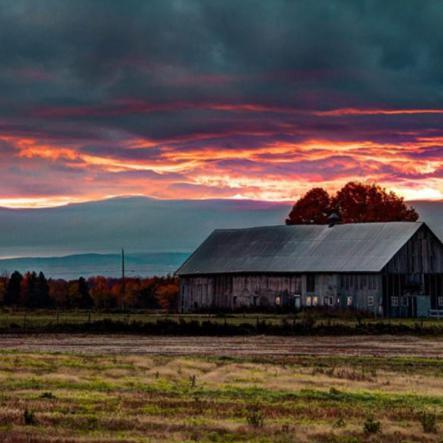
[0,337,442,442]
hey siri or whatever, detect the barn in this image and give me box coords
[176,221,443,317]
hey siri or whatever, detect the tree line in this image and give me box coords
[0,271,179,311]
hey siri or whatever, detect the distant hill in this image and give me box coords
[0,197,290,258]
[0,252,189,280]
[0,197,441,278]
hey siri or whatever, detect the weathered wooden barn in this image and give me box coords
[176,222,443,317]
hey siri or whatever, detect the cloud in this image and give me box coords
[0,0,442,206]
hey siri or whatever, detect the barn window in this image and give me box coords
[324,296,334,306]
[367,296,374,306]
[438,296,443,307]
[391,296,399,307]
[401,297,409,307]
[306,275,315,292]
[347,296,353,306]
[275,295,281,306]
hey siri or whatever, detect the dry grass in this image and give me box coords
[0,343,441,442]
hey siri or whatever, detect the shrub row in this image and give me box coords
[2,317,443,336]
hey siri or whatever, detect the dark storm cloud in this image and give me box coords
[0,0,442,204]
[1,0,442,109]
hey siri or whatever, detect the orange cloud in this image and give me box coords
[0,127,442,208]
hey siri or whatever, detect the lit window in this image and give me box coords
[305,296,312,306]
[368,296,374,306]
[347,296,353,306]
[312,296,319,306]
[275,295,281,306]
[391,296,399,307]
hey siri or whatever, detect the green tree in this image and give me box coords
[4,271,23,306]
[36,272,52,308]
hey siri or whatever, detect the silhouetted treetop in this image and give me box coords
[286,182,419,225]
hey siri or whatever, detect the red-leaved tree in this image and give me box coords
[285,188,331,224]
[286,182,418,225]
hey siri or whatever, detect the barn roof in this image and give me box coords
[176,222,426,275]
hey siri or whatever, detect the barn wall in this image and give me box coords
[180,273,382,313]
[383,225,443,315]
[301,273,382,314]
[336,274,382,314]
[179,274,303,312]
[384,225,443,274]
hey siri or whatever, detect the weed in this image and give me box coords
[23,409,36,425]
[40,391,55,399]
[419,411,437,433]
[333,417,345,428]
[363,416,381,434]
[246,404,265,428]
[329,387,341,396]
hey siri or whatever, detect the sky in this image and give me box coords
[0,0,442,208]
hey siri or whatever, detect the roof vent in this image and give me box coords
[328,212,341,227]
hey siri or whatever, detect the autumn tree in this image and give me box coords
[286,188,331,225]
[89,276,115,309]
[332,182,418,223]
[286,182,418,225]
[49,279,69,308]
[155,282,179,312]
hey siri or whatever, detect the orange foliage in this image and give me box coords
[286,182,419,225]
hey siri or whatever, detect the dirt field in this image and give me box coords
[1,334,442,357]
[0,335,442,442]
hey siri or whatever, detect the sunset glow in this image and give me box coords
[0,1,442,208]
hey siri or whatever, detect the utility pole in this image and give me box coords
[121,248,125,311]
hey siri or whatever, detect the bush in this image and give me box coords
[419,411,437,433]
[246,405,264,428]
[23,409,35,425]
[363,416,380,434]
